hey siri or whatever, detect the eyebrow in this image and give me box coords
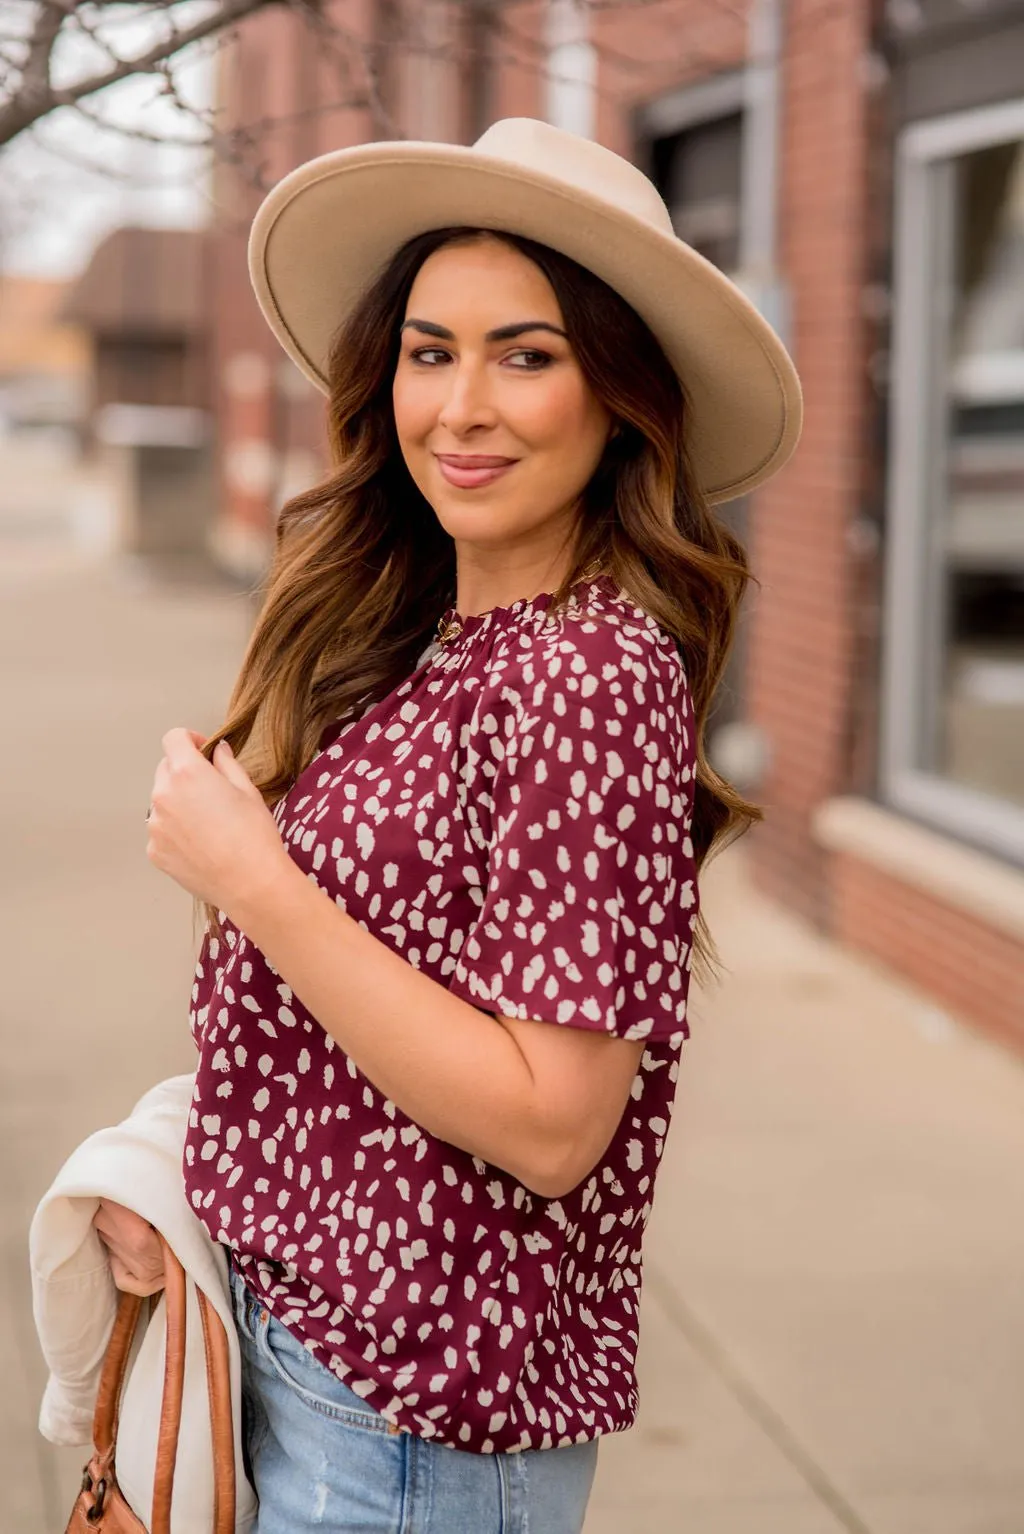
[400,318,568,343]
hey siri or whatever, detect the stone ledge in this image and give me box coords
[813,797,1024,944]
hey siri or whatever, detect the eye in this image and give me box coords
[409,346,451,366]
[505,349,553,371]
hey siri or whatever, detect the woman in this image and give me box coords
[96,118,800,1531]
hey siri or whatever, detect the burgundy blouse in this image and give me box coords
[184,574,698,1454]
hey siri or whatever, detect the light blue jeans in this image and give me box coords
[229,1266,599,1533]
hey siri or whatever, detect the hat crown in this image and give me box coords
[472,118,675,237]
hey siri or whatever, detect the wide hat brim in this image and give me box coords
[248,139,802,505]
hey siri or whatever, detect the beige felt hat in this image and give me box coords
[248,117,802,505]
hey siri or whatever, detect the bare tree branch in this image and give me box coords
[58,70,375,194]
[0,0,284,146]
[26,117,202,180]
[21,0,64,108]
[68,93,213,148]
[0,0,770,203]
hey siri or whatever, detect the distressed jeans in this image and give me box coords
[229,1266,599,1533]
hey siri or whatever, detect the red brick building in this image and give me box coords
[207,0,1024,1051]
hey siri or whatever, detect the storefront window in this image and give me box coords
[650,113,743,275]
[884,104,1024,861]
[649,112,748,732]
[938,138,1024,806]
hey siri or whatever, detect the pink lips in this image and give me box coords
[435,454,518,490]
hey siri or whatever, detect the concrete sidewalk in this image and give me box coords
[586,851,1024,1533]
[4,550,1023,1533]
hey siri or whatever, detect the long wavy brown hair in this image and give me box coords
[198,227,760,977]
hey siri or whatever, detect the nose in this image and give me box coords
[437,356,498,437]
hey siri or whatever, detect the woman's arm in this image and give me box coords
[232,860,644,1199]
[147,726,668,1200]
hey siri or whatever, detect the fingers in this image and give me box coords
[156,728,248,791]
[148,758,172,816]
[109,1254,166,1297]
[161,726,206,766]
[212,738,259,796]
[161,726,201,757]
[150,729,210,820]
[93,1198,154,1242]
[92,1198,134,1240]
[93,1201,165,1288]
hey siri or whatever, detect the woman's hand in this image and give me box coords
[93,1200,166,1296]
[146,728,291,918]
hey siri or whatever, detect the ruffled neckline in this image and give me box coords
[435,572,612,648]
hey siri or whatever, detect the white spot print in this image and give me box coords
[186,581,694,1456]
[581,921,601,958]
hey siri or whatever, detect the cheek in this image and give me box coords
[392,372,436,449]
[513,373,606,457]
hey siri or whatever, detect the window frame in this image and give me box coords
[881,97,1024,865]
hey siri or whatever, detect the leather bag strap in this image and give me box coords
[92,1289,145,1464]
[150,1238,186,1534]
[87,1236,236,1533]
[197,1288,237,1534]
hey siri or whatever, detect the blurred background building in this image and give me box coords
[0,274,91,541]
[63,226,216,570]
[3,0,1022,1052]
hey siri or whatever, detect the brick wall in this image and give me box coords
[208,1,380,576]
[830,852,1024,1057]
[745,0,874,923]
[595,0,746,153]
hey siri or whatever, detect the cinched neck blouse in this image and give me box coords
[184,573,699,1455]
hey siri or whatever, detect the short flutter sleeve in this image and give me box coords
[448,610,698,1043]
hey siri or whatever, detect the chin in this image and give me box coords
[429,487,520,536]
[433,509,523,546]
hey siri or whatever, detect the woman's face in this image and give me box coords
[392,237,612,563]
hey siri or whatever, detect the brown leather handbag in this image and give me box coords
[66,1237,236,1533]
